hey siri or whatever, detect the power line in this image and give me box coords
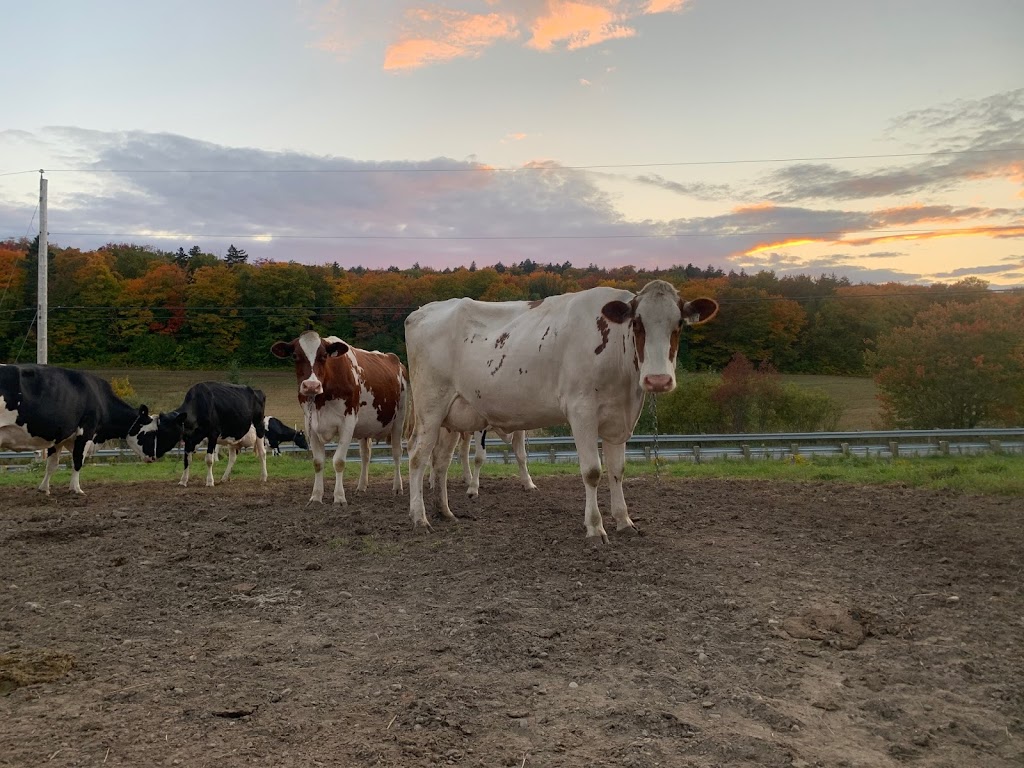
[34,224,1024,242]
[24,146,1024,174]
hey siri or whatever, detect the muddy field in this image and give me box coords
[1,475,1022,767]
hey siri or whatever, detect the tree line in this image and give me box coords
[1,237,1021,429]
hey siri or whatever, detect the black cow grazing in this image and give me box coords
[263,416,308,455]
[132,382,268,487]
[0,364,148,494]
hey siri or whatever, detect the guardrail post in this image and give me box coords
[790,443,799,457]
[938,440,949,455]
[840,442,850,457]
[692,446,701,464]
[548,447,556,464]
[989,439,1003,454]
[644,446,651,462]
[889,440,899,458]
[741,444,751,460]
[502,449,509,464]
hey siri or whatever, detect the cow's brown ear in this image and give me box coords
[270,341,294,359]
[680,297,719,325]
[601,300,632,324]
[326,340,350,358]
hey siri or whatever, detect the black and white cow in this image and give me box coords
[131,381,268,487]
[263,416,309,455]
[0,363,148,494]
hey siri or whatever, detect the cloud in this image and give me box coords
[1,123,1019,283]
[310,1,693,71]
[760,89,1024,203]
[929,263,1021,278]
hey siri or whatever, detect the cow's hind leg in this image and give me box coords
[220,445,239,483]
[356,437,371,492]
[308,431,327,503]
[331,421,357,505]
[390,426,404,496]
[511,430,537,491]
[255,434,268,482]
[205,446,217,487]
[67,435,92,495]
[604,440,636,532]
[409,412,446,529]
[568,413,607,543]
[431,428,461,521]
[38,441,69,495]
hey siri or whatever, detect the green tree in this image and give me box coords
[867,298,1024,428]
[225,244,249,267]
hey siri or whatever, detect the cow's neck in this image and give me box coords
[95,397,140,442]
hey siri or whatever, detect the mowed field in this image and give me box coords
[89,369,883,433]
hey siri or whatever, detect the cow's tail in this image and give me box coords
[402,375,416,444]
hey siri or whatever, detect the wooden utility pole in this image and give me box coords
[37,170,48,364]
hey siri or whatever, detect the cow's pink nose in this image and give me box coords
[643,374,673,393]
[300,380,323,395]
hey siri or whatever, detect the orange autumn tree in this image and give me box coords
[868,297,1024,428]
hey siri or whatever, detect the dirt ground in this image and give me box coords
[1,474,1022,767]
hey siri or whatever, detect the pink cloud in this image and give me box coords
[384,8,519,71]
[314,1,694,71]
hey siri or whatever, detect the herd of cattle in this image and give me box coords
[0,280,717,539]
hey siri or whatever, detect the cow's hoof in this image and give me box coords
[333,500,348,507]
[616,520,639,534]
[412,519,433,532]
[307,498,324,505]
[524,483,538,491]
[586,531,610,546]
[465,489,478,499]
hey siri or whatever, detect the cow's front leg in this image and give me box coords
[409,417,444,529]
[604,440,635,532]
[331,421,357,505]
[356,437,371,492]
[569,413,607,542]
[68,436,90,495]
[460,432,473,485]
[177,444,193,486]
[308,432,327,504]
[466,431,483,499]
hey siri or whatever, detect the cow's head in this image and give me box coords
[294,430,310,450]
[128,405,187,462]
[271,330,350,398]
[600,280,718,394]
[121,402,152,460]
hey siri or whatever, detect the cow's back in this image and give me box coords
[182,382,266,439]
[406,289,636,432]
[0,364,112,446]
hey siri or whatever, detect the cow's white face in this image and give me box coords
[601,280,718,395]
[271,331,350,399]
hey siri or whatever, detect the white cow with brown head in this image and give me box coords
[271,331,409,505]
[404,280,718,541]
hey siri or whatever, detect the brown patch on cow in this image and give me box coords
[594,316,611,355]
[352,351,404,426]
[600,300,631,324]
[489,355,507,376]
[495,332,510,349]
[528,298,544,309]
[632,315,647,364]
[669,329,680,362]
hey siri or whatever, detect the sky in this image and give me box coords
[0,0,1022,285]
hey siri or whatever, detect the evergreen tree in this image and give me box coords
[225,244,249,267]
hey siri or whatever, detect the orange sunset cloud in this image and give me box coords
[373,0,691,71]
[384,9,519,71]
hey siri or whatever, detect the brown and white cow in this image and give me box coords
[404,280,718,541]
[271,331,409,504]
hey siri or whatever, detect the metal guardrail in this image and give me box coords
[3,428,1023,470]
